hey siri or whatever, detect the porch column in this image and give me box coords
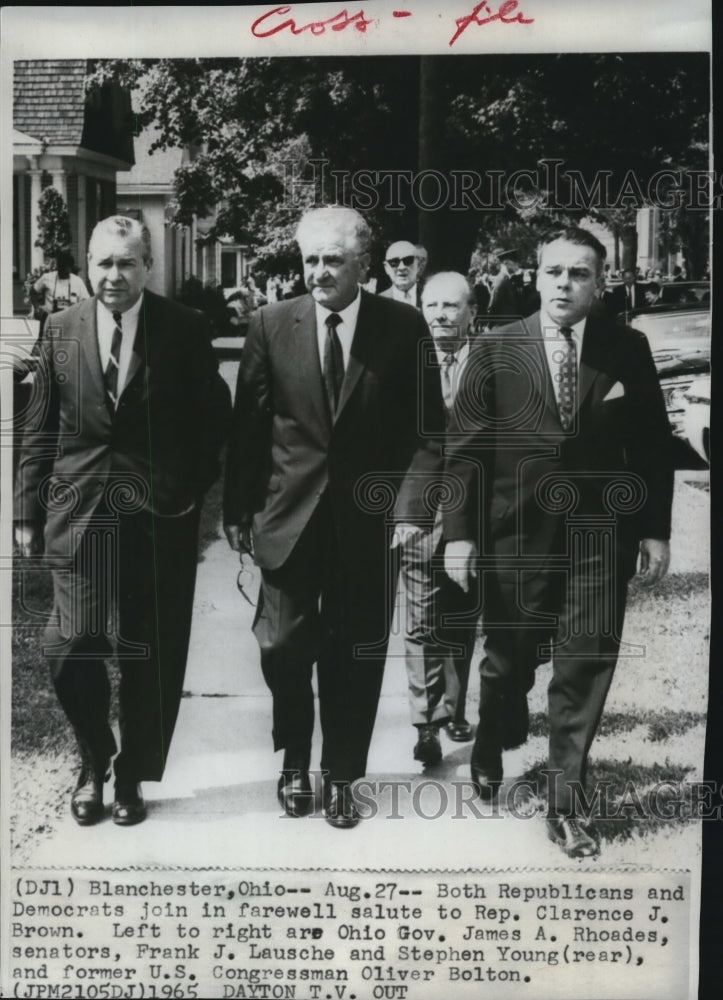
[28,164,44,269]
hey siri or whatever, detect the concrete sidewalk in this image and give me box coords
[28,469,708,871]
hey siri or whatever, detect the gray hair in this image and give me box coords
[295,206,371,254]
[88,215,153,264]
[421,271,476,307]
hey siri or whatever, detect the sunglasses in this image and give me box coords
[386,255,416,268]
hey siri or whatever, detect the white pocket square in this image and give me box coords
[603,382,625,401]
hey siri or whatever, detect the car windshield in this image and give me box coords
[630,309,710,357]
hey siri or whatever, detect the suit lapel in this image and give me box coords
[293,296,331,432]
[78,297,108,402]
[578,315,610,412]
[336,290,374,420]
[521,312,560,423]
[122,292,152,396]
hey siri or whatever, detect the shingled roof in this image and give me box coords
[14,59,134,164]
[14,60,89,145]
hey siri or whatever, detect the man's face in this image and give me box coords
[300,224,368,312]
[88,231,150,313]
[422,277,475,352]
[622,269,636,288]
[536,239,603,327]
[384,241,419,293]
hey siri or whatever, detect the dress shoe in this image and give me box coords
[71,766,106,826]
[413,724,442,764]
[546,816,600,859]
[112,781,146,826]
[323,783,360,829]
[277,770,313,818]
[469,731,503,801]
[446,719,473,742]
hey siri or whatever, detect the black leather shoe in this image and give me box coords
[470,731,503,801]
[71,766,106,826]
[112,781,146,826]
[446,719,473,742]
[413,724,443,764]
[323,783,360,829]
[546,816,600,859]
[277,770,313,817]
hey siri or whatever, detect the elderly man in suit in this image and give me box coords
[379,240,423,307]
[445,227,673,858]
[15,215,231,826]
[398,272,480,765]
[224,207,444,828]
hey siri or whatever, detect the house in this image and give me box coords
[116,120,253,299]
[12,59,134,313]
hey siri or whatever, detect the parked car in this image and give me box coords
[680,375,710,465]
[625,302,710,457]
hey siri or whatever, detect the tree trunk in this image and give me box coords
[417,57,478,274]
[620,224,638,272]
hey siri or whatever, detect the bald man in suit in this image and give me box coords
[15,215,230,826]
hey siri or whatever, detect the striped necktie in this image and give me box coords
[555,326,577,431]
[104,310,123,410]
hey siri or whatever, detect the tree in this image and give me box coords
[35,186,71,263]
[86,54,709,275]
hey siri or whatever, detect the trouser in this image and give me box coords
[400,525,479,726]
[253,498,398,784]
[45,503,200,782]
[478,544,629,815]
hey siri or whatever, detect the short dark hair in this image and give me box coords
[537,227,607,274]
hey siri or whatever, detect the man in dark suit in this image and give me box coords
[398,272,480,765]
[605,267,647,320]
[486,248,523,327]
[444,227,673,858]
[224,207,444,828]
[379,240,423,308]
[15,215,231,826]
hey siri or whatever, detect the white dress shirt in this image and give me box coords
[314,290,362,372]
[96,294,144,400]
[391,283,418,305]
[434,339,470,408]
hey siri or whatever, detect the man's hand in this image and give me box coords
[637,538,670,586]
[391,523,423,549]
[444,539,478,592]
[224,524,254,561]
[14,523,38,558]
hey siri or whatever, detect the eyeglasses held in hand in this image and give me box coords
[236,568,256,607]
[386,255,416,268]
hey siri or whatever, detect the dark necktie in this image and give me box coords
[323,312,344,415]
[555,326,577,431]
[104,310,123,410]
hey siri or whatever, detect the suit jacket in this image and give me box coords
[486,271,523,326]
[15,291,231,557]
[605,281,647,317]
[443,311,674,580]
[379,284,422,309]
[224,291,445,571]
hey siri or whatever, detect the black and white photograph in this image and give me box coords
[1,2,714,997]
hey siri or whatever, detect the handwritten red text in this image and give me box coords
[251,5,373,38]
[449,0,534,46]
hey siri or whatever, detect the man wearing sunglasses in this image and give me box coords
[380,240,423,308]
